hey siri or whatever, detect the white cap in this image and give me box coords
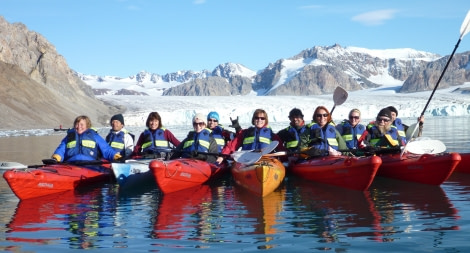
[193,113,207,125]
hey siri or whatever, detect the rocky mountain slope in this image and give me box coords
[0,17,120,130]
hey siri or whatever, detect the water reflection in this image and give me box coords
[370,177,459,242]
[288,177,383,244]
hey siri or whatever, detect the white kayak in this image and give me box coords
[111,159,155,189]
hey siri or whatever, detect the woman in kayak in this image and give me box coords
[132,111,180,159]
[305,106,347,156]
[216,108,285,164]
[170,113,219,163]
[51,115,122,162]
[335,108,366,149]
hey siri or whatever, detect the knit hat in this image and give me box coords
[193,113,207,125]
[110,114,124,125]
[377,108,392,119]
[289,108,304,118]
[207,111,220,121]
[387,106,398,116]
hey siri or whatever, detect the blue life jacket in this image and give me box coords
[106,130,126,156]
[307,122,339,151]
[65,128,100,160]
[211,125,226,152]
[279,125,307,151]
[392,118,407,144]
[141,128,170,153]
[336,120,365,149]
[241,126,273,150]
[182,129,212,157]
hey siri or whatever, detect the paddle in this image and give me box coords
[0,159,115,170]
[231,141,279,164]
[402,10,470,157]
[330,86,348,115]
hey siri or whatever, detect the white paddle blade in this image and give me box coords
[405,123,419,141]
[333,86,348,106]
[405,139,446,155]
[0,161,27,170]
[231,141,279,164]
[460,10,470,39]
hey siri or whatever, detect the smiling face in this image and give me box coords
[207,118,218,129]
[148,118,159,131]
[253,112,267,128]
[314,108,329,127]
[348,110,361,127]
[75,119,88,134]
[193,120,206,133]
[111,120,124,132]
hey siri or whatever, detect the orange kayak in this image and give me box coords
[288,155,382,191]
[3,164,113,200]
[378,152,461,185]
[149,158,228,194]
[231,157,285,197]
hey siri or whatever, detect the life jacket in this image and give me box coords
[241,126,273,150]
[211,125,226,152]
[65,128,100,160]
[367,125,400,147]
[106,129,130,156]
[392,118,407,144]
[279,125,307,151]
[141,128,170,153]
[337,120,365,149]
[182,128,212,157]
[307,122,339,151]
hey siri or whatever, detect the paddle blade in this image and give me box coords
[460,10,470,39]
[333,86,348,106]
[0,161,27,170]
[405,123,419,141]
[405,138,446,155]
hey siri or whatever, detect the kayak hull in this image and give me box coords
[149,158,228,194]
[454,152,470,174]
[378,152,461,185]
[2,164,113,200]
[231,157,286,197]
[112,159,155,190]
[289,155,382,191]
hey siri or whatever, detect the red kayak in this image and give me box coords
[454,152,470,174]
[149,158,228,194]
[288,155,382,191]
[378,152,461,185]
[3,163,113,200]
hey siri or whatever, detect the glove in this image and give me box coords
[113,153,123,161]
[229,116,242,133]
[52,154,62,162]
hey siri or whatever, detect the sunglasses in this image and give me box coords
[315,113,329,118]
[254,117,266,120]
[377,118,390,123]
[208,119,218,123]
[349,116,360,120]
[193,122,205,127]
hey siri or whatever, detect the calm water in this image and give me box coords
[0,116,470,252]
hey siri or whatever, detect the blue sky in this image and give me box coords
[3,0,470,77]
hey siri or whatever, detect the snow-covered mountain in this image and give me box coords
[78,44,469,97]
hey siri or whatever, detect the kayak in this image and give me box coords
[231,157,285,197]
[288,155,382,191]
[149,158,228,194]
[454,152,470,173]
[2,163,113,200]
[111,159,155,190]
[377,152,461,185]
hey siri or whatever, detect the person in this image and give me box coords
[170,113,220,163]
[217,109,285,164]
[105,114,135,159]
[305,106,347,156]
[206,111,235,152]
[335,108,366,149]
[51,115,122,162]
[387,106,424,142]
[359,108,405,149]
[132,112,180,159]
[277,108,309,152]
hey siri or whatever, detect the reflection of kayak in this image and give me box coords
[454,152,470,174]
[149,158,228,194]
[231,157,285,197]
[288,155,381,191]
[378,152,461,185]
[3,163,113,200]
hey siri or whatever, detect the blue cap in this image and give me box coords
[207,111,220,121]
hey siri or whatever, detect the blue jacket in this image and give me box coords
[54,128,117,162]
[336,120,365,149]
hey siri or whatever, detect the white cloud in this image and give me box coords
[352,9,398,26]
